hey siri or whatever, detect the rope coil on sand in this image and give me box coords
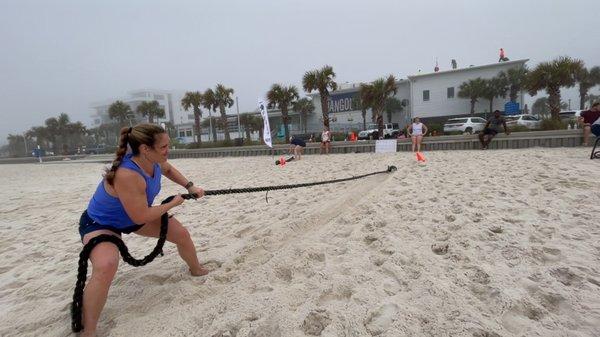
[71,166,396,332]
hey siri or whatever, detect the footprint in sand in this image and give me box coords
[318,285,354,305]
[488,226,503,234]
[550,267,583,286]
[274,266,293,283]
[364,303,399,336]
[501,300,546,334]
[364,235,381,248]
[445,214,456,222]
[203,259,223,271]
[234,226,253,238]
[247,319,281,337]
[301,309,332,336]
[465,267,491,285]
[470,328,502,337]
[431,243,448,255]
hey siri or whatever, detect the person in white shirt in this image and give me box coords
[407,117,428,152]
[320,126,332,154]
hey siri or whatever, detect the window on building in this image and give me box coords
[423,90,430,102]
[178,130,186,138]
[188,114,194,120]
[185,129,193,137]
[154,94,165,100]
[447,87,454,99]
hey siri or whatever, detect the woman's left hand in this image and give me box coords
[187,186,205,199]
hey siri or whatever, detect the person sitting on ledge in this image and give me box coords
[479,110,510,150]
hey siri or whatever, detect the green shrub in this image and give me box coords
[331,132,348,141]
[427,123,444,135]
[509,125,530,132]
[169,138,184,149]
[540,119,567,131]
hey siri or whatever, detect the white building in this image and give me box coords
[90,89,187,128]
[307,59,528,131]
[90,89,241,144]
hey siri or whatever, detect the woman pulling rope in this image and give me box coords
[76,124,208,336]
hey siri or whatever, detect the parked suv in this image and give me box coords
[443,117,487,134]
[504,114,541,130]
[358,123,399,140]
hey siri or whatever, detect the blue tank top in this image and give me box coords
[86,154,161,228]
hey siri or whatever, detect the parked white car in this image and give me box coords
[504,114,541,130]
[558,110,583,122]
[443,117,487,134]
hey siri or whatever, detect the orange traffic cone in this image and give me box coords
[416,152,426,162]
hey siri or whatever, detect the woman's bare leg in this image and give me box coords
[135,217,208,276]
[81,230,121,337]
[417,135,423,152]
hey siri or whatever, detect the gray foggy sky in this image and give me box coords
[1,0,599,144]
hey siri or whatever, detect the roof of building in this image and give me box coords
[307,78,410,97]
[407,59,529,80]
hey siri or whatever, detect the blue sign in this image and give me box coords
[328,92,359,113]
[504,101,520,115]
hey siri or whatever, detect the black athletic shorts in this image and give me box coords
[78,210,144,241]
[483,128,498,136]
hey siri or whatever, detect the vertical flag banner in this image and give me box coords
[258,100,272,148]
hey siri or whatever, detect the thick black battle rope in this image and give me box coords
[71,194,196,333]
[204,165,397,196]
[70,166,395,332]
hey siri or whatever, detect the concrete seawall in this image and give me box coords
[0,129,588,164]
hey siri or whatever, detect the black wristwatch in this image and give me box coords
[184,181,194,189]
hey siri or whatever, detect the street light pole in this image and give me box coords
[208,110,213,141]
[23,132,28,156]
[236,96,241,138]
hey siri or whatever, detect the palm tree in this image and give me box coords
[384,97,404,124]
[526,56,584,120]
[214,84,235,142]
[575,66,600,109]
[359,75,398,138]
[498,66,528,103]
[302,65,338,128]
[458,78,487,115]
[250,114,265,142]
[354,94,370,131]
[239,113,265,142]
[589,93,600,107]
[26,126,50,149]
[481,77,508,114]
[201,116,222,141]
[267,84,299,142]
[181,91,204,145]
[239,113,255,141]
[6,134,26,157]
[292,97,315,133]
[201,88,218,142]
[108,100,133,126]
[55,113,71,154]
[532,97,550,117]
[44,117,59,152]
[136,100,165,124]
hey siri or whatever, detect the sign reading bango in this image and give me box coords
[327,92,360,113]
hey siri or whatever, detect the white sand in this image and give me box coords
[0,147,599,337]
